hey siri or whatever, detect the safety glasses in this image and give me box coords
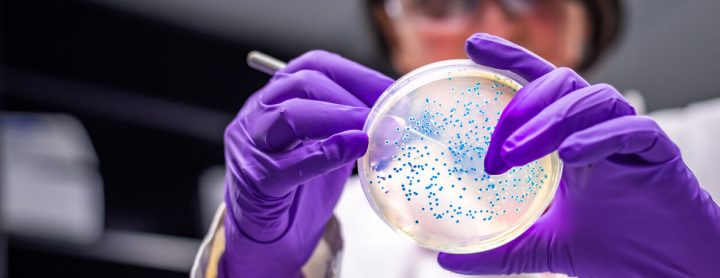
[384,0,564,21]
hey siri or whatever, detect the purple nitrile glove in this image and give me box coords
[220,50,393,278]
[438,33,720,277]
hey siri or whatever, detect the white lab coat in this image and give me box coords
[193,97,720,278]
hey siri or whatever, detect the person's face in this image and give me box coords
[375,0,589,74]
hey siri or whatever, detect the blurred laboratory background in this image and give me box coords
[1,0,719,277]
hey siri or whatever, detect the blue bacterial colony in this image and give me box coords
[359,67,560,253]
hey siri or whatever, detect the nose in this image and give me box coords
[470,0,521,42]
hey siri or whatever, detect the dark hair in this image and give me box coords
[577,0,623,71]
[366,0,624,72]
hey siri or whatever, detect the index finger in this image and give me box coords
[465,33,555,82]
[279,50,394,107]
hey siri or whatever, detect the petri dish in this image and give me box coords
[358,59,562,254]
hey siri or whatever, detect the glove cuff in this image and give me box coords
[225,172,296,243]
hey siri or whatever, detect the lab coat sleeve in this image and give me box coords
[650,97,720,201]
[190,203,344,278]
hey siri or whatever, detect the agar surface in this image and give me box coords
[361,68,557,252]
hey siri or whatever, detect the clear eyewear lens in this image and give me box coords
[385,0,537,20]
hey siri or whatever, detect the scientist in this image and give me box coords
[193,0,720,277]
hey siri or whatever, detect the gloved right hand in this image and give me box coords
[438,33,720,278]
[219,50,393,278]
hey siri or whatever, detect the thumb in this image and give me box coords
[437,221,573,275]
[465,33,554,82]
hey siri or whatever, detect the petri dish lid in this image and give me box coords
[358,59,562,253]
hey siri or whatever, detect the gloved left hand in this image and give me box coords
[220,50,393,277]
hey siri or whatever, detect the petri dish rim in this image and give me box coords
[358,59,563,253]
